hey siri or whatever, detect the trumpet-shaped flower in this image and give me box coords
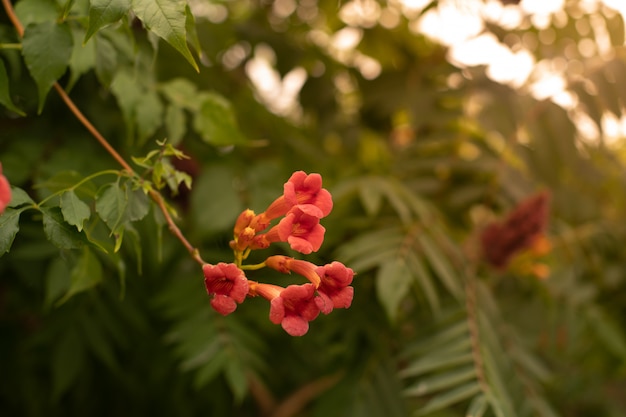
[252,282,320,336]
[265,255,321,287]
[254,171,333,228]
[203,263,249,315]
[251,207,325,254]
[0,163,11,215]
[315,262,355,314]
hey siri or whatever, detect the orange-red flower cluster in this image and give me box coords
[0,163,11,215]
[202,171,354,336]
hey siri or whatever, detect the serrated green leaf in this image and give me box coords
[193,93,248,146]
[165,104,186,145]
[0,60,25,115]
[130,0,198,71]
[95,182,127,232]
[14,0,59,26]
[85,0,130,42]
[8,187,35,208]
[57,247,103,304]
[42,206,86,250]
[22,22,74,113]
[376,258,413,322]
[125,186,150,222]
[0,208,23,255]
[415,382,481,416]
[60,190,91,232]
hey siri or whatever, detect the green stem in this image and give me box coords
[240,261,267,271]
[37,169,122,206]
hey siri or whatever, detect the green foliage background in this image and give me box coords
[2,0,626,416]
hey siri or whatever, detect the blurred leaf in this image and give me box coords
[403,366,475,397]
[189,164,243,235]
[0,60,25,116]
[193,93,247,146]
[466,394,488,417]
[85,0,130,42]
[135,89,163,145]
[57,246,103,304]
[416,382,481,416]
[44,257,71,308]
[60,190,91,232]
[22,21,73,113]
[94,33,117,86]
[14,0,59,26]
[68,27,96,90]
[131,0,198,71]
[376,258,412,322]
[165,104,186,145]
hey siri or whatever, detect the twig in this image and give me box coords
[2,0,206,266]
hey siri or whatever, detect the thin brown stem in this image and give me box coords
[2,0,23,37]
[2,0,206,266]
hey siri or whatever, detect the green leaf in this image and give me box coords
[403,366,476,397]
[376,258,413,322]
[94,34,117,86]
[417,233,463,300]
[60,190,91,232]
[42,206,86,250]
[68,27,96,90]
[159,77,200,110]
[189,165,243,235]
[0,60,25,116]
[130,0,199,72]
[184,4,201,55]
[0,208,23,255]
[22,21,74,113]
[193,93,248,146]
[95,182,127,232]
[165,104,186,145]
[359,176,383,216]
[225,360,248,404]
[466,394,489,417]
[57,247,103,304]
[135,88,164,145]
[14,0,59,26]
[8,187,35,208]
[85,0,130,42]
[125,186,150,222]
[44,257,71,309]
[415,382,481,416]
